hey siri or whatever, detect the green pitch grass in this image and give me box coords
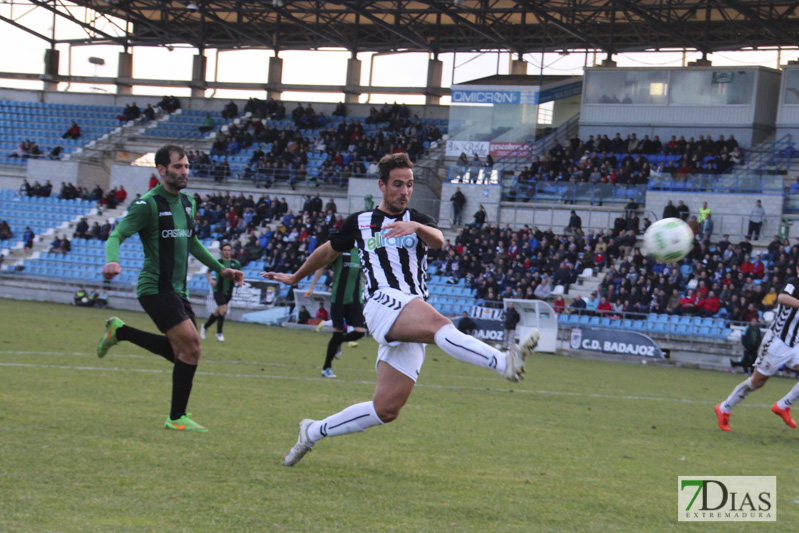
[1,298,798,532]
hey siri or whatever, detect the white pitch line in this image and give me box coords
[0,359,771,408]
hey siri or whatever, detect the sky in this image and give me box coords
[1,2,799,104]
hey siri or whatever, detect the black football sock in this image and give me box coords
[116,325,174,362]
[324,332,344,369]
[170,359,197,420]
[204,315,218,329]
[341,331,365,343]
[216,316,225,333]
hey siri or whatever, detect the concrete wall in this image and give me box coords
[644,189,784,241]
[439,182,502,230]
[26,159,108,193]
[109,164,157,201]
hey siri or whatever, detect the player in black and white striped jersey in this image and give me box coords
[716,271,799,431]
[265,153,539,467]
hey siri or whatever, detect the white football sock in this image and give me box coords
[721,377,756,412]
[307,401,384,443]
[776,382,799,410]
[434,324,507,375]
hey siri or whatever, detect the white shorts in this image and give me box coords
[754,331,799,376]
[364,288,425,382]
[376,341,426,383]
[364,288,422,346]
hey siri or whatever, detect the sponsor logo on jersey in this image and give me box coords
[135,200,146,205]
[359,224,377,229]
[159,211,172,217]
[161,229,193,238]
[185,207,192,216]
[365,229,417,251]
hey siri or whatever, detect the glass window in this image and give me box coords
[584,70,669,105]
[783,70,799,105]
[669,70,754,106]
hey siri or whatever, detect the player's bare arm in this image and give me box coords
[304,268,325,298]
[205,269,217,288]
[220,267,245,286]
[262,241,341,286]
[382,221,444,249]
[777,293,799,309]
[101,261,122,278]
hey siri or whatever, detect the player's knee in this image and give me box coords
[374,404,401,423]
[179,337,202,364]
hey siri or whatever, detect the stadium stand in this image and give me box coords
[0,100,124,165]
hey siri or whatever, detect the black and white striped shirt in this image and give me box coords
[330,208,437,299]
[770,277,799,347]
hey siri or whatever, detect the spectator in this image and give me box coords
[730,318,762,374]
[503,302,520,349]
[457,311,477,335]
[747,199,765,240]
[198,113,216,133]
[662,200,679,219]
[0,220,12,241]
[552,294,566,314]
[148,173,159,190]
[566,210,582,234]
[62,121,81,140]
[297,305,311,325]
[700,213,714,242]
[22,226,35,252]
[570,294,587,314]
[677,200,690,221]
[450,187,466,226]
[221,100,238,119]
[471,205,487,229]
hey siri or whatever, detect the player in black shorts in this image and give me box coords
[304,247,366,378]
[201,242,241,342]
[96,144,244,432]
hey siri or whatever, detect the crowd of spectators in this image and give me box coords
[198,102,442,187]
[191,190,342,271]
[501,132,744,199]
[157,96,181,114]
[8,140,61,160]
[433,196,785,328]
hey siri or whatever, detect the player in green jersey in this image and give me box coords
[303,247,366,378]
[201,242,242,342]
[97,144,244,432]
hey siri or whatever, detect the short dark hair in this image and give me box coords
[220,241,232,250]
[154,144,186,169]
[377,153,413,183]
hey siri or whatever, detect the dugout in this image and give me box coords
[503,298,558,353]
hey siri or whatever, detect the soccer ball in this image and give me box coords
[643,217,694,263]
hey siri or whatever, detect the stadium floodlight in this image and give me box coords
[186,2,199,10]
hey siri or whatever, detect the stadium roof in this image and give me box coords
[8,0,799,56]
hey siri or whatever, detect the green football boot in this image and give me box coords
[97,317,125,358]
[165,414,208,432]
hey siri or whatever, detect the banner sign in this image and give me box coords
[569,326,664,358]
[538,80,583,104]
[457,316,505,342]
[445,139,490,157]
[470,305,504,321]
[489,142,532,159]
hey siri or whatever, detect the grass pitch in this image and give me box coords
[1,298,798,532]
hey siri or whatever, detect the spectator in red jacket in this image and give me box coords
[680,289,697,315]
[113,185,127,203]
[148,173,159,190]
[62,121,81,139]
[752,254,765,279]
[316,302,329,321]
[696,291,721,317]
[597,296,612,314]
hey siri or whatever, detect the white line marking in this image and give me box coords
[0,359,770,408]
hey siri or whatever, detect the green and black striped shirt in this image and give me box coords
[330,247,363,305]
[105,184,224,299]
